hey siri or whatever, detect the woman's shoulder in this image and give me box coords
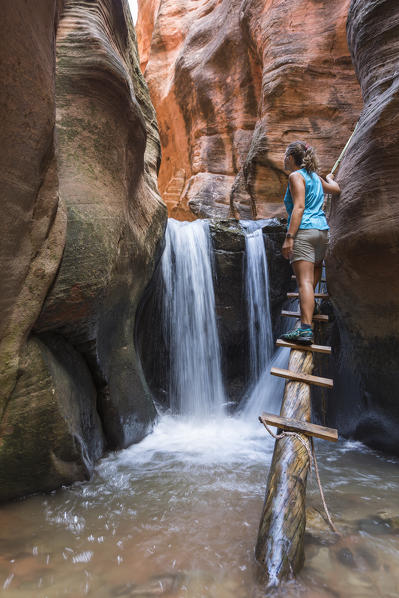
[289,169,306,181]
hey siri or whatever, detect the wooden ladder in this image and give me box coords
[272,271,333,390]
[256,266,337,583]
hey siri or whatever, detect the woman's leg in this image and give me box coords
[314,261,322,290]
[293,260,315,326]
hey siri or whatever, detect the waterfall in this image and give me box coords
[242,222,274,384]
[240,221,289,418]
[161,219,226,417]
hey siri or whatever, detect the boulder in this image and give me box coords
[0,335,104,502]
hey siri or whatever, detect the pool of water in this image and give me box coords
[1,415,399,597]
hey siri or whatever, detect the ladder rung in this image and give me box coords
[259,413,338,442]
[281,310,329,322]
[276,339,331,354]
[287,292,328,299]
[291,275,327,283]
[270,367,333,389]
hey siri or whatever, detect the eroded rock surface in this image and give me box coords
[0,0,166,500]
[137,0,362,219]
[325,0,399,454]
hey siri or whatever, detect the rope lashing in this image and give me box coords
[259,417,341,536]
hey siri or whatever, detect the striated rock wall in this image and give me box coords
[137,0,362,219]
[0,0,166,501]
[325,0,399,454]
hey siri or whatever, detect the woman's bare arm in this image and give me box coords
[282,172,305,259]
[320,173,340,195]
[287,172,305,237]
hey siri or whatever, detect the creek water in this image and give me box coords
[1,220,399,597]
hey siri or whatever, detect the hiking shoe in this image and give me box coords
[280,327,313,345]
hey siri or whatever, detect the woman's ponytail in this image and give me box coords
[302,145,318,173]
[285,141,319,173]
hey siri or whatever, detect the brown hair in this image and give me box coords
[285,140,319,173]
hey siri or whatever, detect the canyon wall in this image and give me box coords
[0,0,166,501]
[325,0,399,454]
[137,0,362,220]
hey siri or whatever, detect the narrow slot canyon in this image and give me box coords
[0,1,399,596]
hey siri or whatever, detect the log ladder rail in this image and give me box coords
[273,270,333,389]
[256,265,338,585]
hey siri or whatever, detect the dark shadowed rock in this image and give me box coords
[0,335,104,502]
[326,0,399,454]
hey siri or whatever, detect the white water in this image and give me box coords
[240,220,289,418]
[242,222,274,384]
[161,219,226,417]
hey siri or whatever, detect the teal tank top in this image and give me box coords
[283,168,329,230]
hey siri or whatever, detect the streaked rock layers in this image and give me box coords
[326,0,399,453]
[137,0,362,219]
[0,0,166,501]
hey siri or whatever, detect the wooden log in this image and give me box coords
[259,412,338,442]
[256,349,313,586]
[271,367,333,389]
[281,310,329,322]
[276,339,331,354]
[291,274,326,283]
[286,292,328,299]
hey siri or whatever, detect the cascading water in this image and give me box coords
[240,221,289,418]
[160,219,226,417]
[242,221,274,384]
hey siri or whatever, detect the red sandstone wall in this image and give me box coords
[137,0,362,220]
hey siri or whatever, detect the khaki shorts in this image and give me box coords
[291,229,329,264]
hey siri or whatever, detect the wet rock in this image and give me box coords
[211,218,290,402]
[34,0,166,450]
[0,335,104,501]
[330,534,380,573]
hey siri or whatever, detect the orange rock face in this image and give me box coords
[137,0,362,219]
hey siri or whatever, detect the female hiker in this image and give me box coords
[279,141,340,345]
